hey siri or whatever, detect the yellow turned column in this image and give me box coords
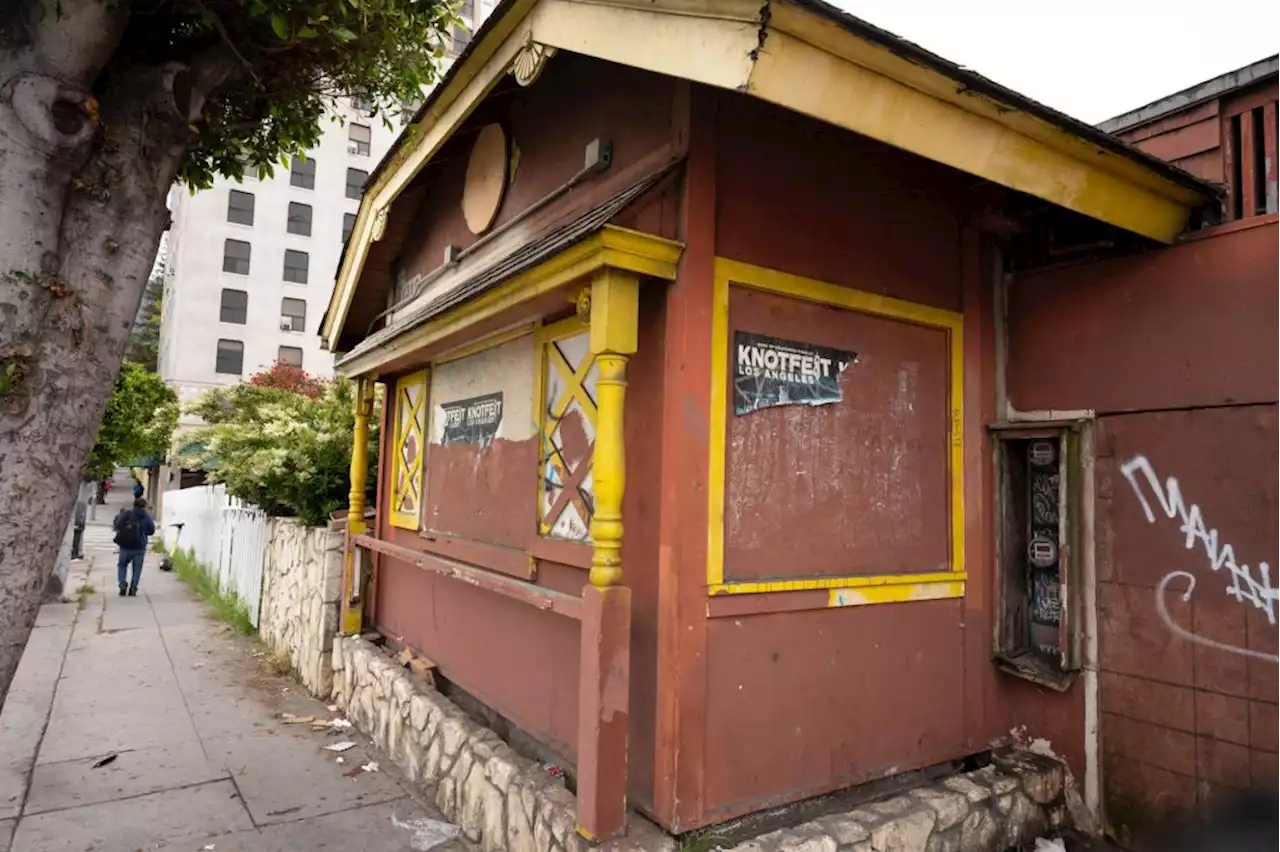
[577,269,639,841]
[341,377,376,635]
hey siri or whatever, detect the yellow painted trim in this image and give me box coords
[337,226,682,377]
[710,571,967,596]
[341,378,377,635]
[389,370,429,530]
[706,257,965,601]
[746,30,1190,242]
[827,580,966,608]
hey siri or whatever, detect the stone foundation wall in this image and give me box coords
[258,519,343,696]
[333,635,1075,852]
[723,751,1071,852]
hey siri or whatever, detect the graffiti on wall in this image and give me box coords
[1120,454,1279,662]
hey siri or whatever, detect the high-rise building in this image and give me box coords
[158,98,399,422]
[159,5,494,427]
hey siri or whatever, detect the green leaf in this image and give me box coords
[298,26,318,37]
[332,26,357,42]
[269,13,289,39]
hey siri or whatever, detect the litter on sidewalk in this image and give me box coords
[324,741,357,752]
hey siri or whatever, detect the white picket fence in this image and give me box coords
[162,484,268,627]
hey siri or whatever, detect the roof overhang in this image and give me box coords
[323,0,1217,350]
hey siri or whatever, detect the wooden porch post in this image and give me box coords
[341,377,376,635]
[576,270,638,842]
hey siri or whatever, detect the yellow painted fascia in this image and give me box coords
[323,0,541,350]
[757,4,1206,242]
[337,226,683,377]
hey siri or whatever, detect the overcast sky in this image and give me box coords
[834,0,1278,124]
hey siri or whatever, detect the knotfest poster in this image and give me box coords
[733,331,858,416]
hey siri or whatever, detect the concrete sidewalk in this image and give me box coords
[0,476,466,852]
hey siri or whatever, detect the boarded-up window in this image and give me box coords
[390,370,428,529]
[723,285,951,582]
[425,333,537,548]
[538,318,597,542]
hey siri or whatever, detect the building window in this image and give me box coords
[241,164,260,181]
[282,249,309,284]
[537,317,597,542]
[277,346,303,368]
[399,99,422,127]
[290,157,316,190]
[348,123,371,156]
[991,422,1086,688]
[219,289,248,324]
[215,339,244,375]
[222,239,251,275]
[281,297,306,332]
[287,202,312,237]
[451,0,474,54]
[350,95,374,116]
[390,370,428,529]
[345,167,368,200]
[227,190,255,225]
[342,212,357,244]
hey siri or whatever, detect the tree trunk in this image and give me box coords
[0,0,234,708]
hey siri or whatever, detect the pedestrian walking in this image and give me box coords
[133,480,144,500]
[113,497,155,596]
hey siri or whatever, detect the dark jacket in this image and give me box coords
[132,482,144,499]
[112,508,156,550]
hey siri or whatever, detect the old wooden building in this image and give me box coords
[321,0,1273,842]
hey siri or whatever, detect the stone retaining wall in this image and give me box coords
[333,635,1075,852]
[258,519,343,696]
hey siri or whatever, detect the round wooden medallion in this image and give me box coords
[462,123,508,235]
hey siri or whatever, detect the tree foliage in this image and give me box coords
[86,362,180,479]
[185,375,378,525]
[126,276,164,371]
[154,0,458,188]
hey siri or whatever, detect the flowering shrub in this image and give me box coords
[184,377,378,525]
[248,362,328,399]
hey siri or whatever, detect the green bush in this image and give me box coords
[184,377,378,526]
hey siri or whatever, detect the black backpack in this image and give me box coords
[114,510,144,550]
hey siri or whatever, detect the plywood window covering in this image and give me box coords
[390,370,428,530]
[537,318,598,542]
[707,258,966,607]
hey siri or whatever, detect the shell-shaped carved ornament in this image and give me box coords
[511,41,557,87]
[371,206,388,241]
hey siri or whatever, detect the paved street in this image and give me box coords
[0,476,464,851]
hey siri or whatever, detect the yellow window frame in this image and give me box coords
[707,258,967,606]
[389,369,429,530]
[534,314,598,539]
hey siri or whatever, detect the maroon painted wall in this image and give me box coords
[1009,219,1280,833]
[684,89,1081,825]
